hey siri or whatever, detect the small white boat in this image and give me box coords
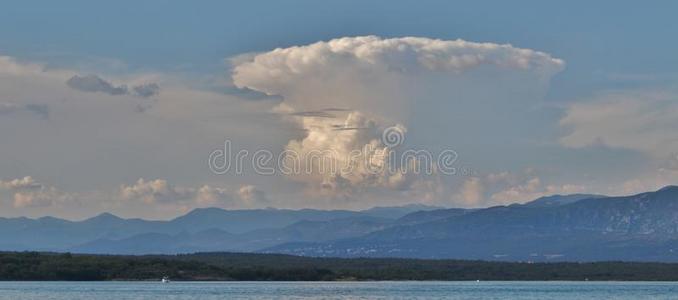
[161,276,170,283]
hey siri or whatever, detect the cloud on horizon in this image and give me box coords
[560,88,678,159]
[120,178,270,209]
[0,176,74,208]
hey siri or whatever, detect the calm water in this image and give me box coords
[1,281,678,299]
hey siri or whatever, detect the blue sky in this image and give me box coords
[3,1,676,79]
[3,0,677,102]
[1,1,677,219]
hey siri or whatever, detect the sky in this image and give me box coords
[1,0,678,220]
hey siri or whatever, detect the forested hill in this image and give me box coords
[3,252,678,281]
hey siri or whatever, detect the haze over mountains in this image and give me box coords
[3,187,678,262]
[0,204,438,254]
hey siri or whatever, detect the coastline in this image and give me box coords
[3,252,678,282]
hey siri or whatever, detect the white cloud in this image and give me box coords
[0,175,272,218]
[120,178,268,209]
[233,36,563,95]
[232,36,564,124]
[0,56,52,77]
[616,168,678,195]
[282,109,412,196]
[557,88,678,198]
[457,177,484,206]
[0,176,74,208]
[450,171,590,206]
[0,176,42,190]
[491,177,542,203]
[195,185,232,206]
[231,36,565,201]
[237,185,269,205]
[560,89,678,158]
[489,176,588,204]
[12,187,71,208]
[120,178,188,204]
[0,52,288,217]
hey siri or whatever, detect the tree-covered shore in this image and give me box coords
[2,252,678,281]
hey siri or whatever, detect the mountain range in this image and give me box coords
[266,187,678,262]
[0,204,437,254]
[2,187,678,262]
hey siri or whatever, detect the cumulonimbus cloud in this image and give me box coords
[230,36,565,199]
[232,36,564,120]
[232,36,564,93]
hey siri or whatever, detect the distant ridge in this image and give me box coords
[3,187,678,262]
[0,203,436,253]
[523,194,607,207]
[265,186,678,262]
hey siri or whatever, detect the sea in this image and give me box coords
[1,281,677,299]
